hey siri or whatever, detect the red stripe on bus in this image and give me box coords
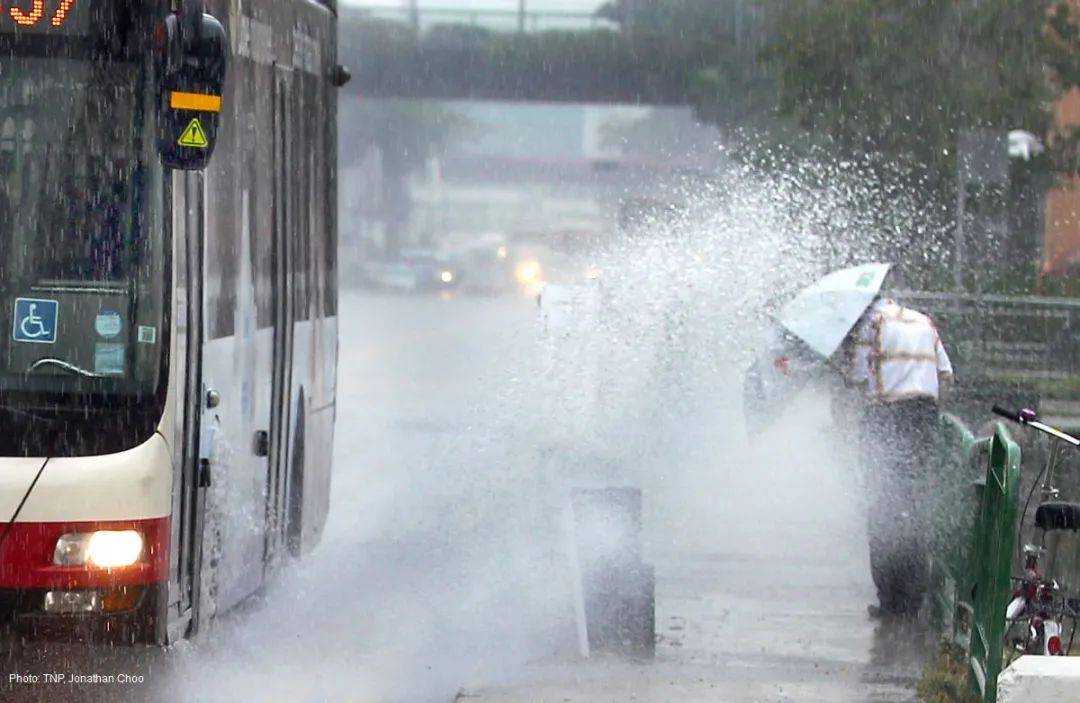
[0,518,169,589]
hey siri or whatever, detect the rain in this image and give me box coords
[0,1,1078,702]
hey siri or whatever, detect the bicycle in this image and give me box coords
[991,405,1080,660]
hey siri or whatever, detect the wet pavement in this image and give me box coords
[462,535,932,702]
[438,286,935,702]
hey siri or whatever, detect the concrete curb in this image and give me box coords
[998,656,1080,702]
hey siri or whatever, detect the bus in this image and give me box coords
[0,0,346,645]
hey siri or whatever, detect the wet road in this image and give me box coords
[1,291,931,702]
[339,291,934,702]
[323,290,933,702]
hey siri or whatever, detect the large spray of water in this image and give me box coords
[153,148,936,703]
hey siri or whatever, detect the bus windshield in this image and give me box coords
[0,30,168,456]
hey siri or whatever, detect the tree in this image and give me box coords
[339,98,465,256]
[337,15,470,255]
[1044,1,1080,175]
[597,0,779,129]
[761,0,1059,185]
[754,0,1080,290]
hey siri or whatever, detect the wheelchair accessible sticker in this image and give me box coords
[12,298,58,344]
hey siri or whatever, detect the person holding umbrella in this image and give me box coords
[768,263,953,617]
[845,293,953,617]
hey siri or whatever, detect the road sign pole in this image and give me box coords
[955,175,966,292]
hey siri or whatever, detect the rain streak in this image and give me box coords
[0,2,1078,703]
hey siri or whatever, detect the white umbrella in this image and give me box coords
[777,262,892,358]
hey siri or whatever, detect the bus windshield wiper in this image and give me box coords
[27,358,105,378]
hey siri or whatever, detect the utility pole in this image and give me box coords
[624,0,638,31]
[407,0,419,33]
[518,0,526,33]
[956,129,1008,294]
[954,172,966,292]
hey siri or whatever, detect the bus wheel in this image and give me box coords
[286,392,306,558]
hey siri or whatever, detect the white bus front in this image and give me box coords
[0,0,224,645]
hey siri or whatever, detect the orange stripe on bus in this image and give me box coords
[170,91,223,113]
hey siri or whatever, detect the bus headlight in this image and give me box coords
[54,530,144,568]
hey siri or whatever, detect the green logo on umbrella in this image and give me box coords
[855,272,875,288]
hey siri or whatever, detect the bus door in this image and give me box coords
[265,64,296,571]
[168,170,208,638]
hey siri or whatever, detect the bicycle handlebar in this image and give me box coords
[992,405,1080,447]
[993,405,1023,423]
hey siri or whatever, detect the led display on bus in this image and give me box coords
[0,0,86,34]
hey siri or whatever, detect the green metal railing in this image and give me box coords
[929,414,1022,703]
[928,414,979,646]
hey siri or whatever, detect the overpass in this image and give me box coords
[351,5,613,33]
[339,5,729,105]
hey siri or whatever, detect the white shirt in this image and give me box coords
[850,299,953,402]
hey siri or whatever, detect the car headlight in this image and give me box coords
[440,270,454,284]
[515,260,542,285]
[54,530,144,568]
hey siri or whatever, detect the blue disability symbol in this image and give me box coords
[13,298,58,344]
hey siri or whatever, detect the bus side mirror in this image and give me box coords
[156,0,227,170]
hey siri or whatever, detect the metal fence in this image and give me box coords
[929,414,979,646]
[930,414,1022,703]
[897,292,1080,425]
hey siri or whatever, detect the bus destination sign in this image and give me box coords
[0,1,88,35]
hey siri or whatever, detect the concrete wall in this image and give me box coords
[998,655,1080,702]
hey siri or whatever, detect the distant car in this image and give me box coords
[361,250,462,293]
[360,260,420,293]
[400,249,462,292]
[459,243,513,294]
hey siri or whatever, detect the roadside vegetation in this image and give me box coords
[917,641,980,703]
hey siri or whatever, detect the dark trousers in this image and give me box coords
[859,397,938,613]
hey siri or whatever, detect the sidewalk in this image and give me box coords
[461,523,932,703]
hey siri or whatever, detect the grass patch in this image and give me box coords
[917,640,980,703]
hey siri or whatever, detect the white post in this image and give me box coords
[563,496,590,659]
[955,173,966,292]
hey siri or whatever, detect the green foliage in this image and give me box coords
[337,97,468,254]
[338,1,1080,242]
[337,16,470,174]
[341,17,702,104]
[762,0,1055,184]
[340,2,1080,175]
[916,640,980,703]
[341,3,772,127]
[1044,2,1080,176]
[1045,2,1080,90]
[757,0,1080,190]
[598,0,746,49]
[597,0,779,127]
[897,257,1080,296]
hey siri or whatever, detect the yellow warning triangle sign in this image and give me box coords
[178,118,209,148]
